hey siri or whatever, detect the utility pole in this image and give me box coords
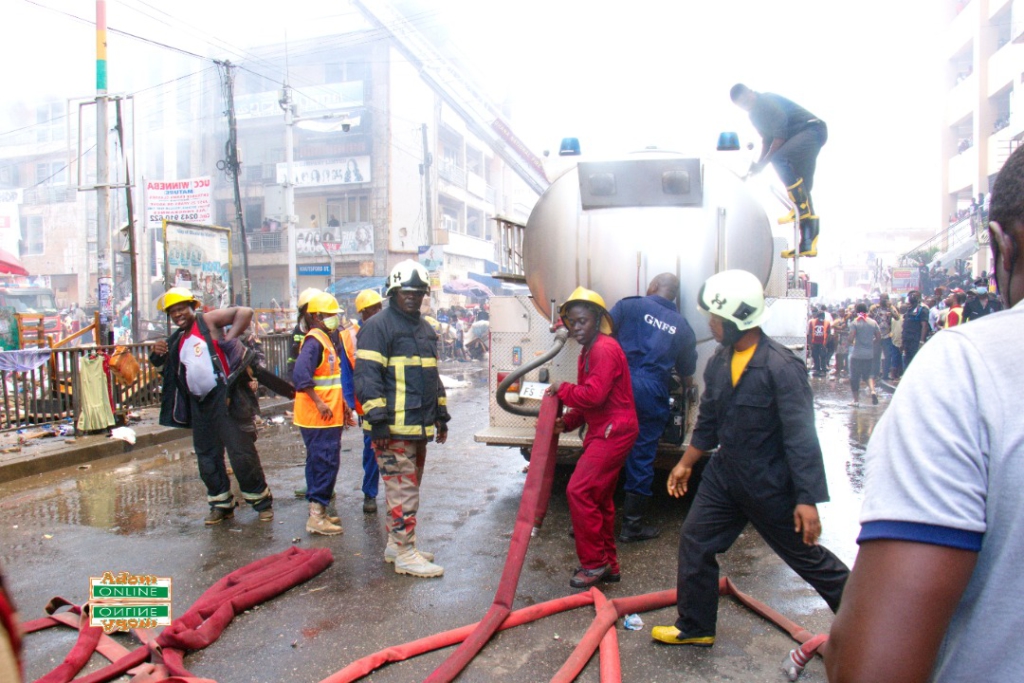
[280,84,298,313]
[216,60,251,306]
[114,99,139,343]
[96,0,112,344]
[421,123,433,244]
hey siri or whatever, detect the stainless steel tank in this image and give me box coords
[524,150,774,343]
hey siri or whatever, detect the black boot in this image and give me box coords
[618,492,660,543]
[797,216,819,256]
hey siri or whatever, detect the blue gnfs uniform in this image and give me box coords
[610,295,697,496]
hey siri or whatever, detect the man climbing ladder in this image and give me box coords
[730,83,827,258]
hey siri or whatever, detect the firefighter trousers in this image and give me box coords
[674,460,849,638]
[191,385,272,511]
[568,430,636,572]
[623,373,669,497]
[375,438,427,553]
[301,426,342,506]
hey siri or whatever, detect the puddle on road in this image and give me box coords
[0,447,199,536]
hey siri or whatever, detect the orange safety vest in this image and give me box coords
[340,323,363,414]
[293,328,346,428]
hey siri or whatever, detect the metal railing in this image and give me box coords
[0,333,293,433]
[900,214,979,264]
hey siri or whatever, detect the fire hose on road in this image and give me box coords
[321,393,828,682]
[21,546,332,683]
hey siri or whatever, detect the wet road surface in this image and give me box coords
[1,365,887,682]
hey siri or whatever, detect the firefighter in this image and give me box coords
[150,287,273,525]
[546,287,639,589]
[351,289,384,513]
[609,273,697,543]
[355,260,450,578]
[293,292,349,536]
[652,270,848,647]
[731,83,827,258]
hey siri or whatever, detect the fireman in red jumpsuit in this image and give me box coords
[547,287,639,589]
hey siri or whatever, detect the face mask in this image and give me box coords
[323,315,340,331]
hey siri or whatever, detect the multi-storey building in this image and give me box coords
[941,0,1024,273]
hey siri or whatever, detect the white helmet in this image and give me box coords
[697,269,767,330]
[386,259,431,296]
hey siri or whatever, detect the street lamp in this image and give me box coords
[278,84,358,313]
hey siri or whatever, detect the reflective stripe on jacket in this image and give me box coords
[354,305,450,439]
[293,328,345,428]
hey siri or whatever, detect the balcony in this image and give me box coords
[247,231,284,253]
[947,1,975,57]
[438,160,466,188]
[947,74,975,126]
[988,127,1018,176]
[947,145,976,193]
[987,42,1023,97]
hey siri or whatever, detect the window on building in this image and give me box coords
[442,205,461,234]
[21,215,44,255]
[35,103,64,143]
[0,164,17,186]
[36,161,66,186]
[325,57,368,83]
[466,209,484,239]
[327,193,371,224]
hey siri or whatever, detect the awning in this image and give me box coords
[326,276,387,296]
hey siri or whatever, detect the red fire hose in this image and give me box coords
[421,393,562,683]
[22,546,332,683]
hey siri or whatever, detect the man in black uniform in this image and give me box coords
[961,285,1003,322]
[652,270,848,647]
[731,83,827,258]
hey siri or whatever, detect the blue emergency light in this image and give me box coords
[716,132,740,151]
[559,138,581,156]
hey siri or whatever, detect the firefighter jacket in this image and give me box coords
[557,334,639,445]
[354,305,450,440]
[293,328,346,428]
[691,333,828,506]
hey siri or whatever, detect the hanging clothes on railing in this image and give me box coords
[0,348,51,372]
[77,353,115,432]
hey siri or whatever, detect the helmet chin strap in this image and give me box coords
[720,319,745,347]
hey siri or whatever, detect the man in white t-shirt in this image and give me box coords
[824,144,1024,681]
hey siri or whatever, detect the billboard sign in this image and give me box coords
[163,221,232,310]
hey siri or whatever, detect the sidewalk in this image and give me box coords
[0,396,292,485]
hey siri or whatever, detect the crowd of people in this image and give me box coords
[805,281,1003,404]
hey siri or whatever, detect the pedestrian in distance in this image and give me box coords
[731,83,827,258]
[847,303,882,406]
[609,273,697,543]
[652,270,849,647]
[901,290,930,369]
[807,309,830,377]
[355,260,450,578]
[824,138,1024,683]
[150,287,273,525]
[293,292,350,536]
[351,289,384,514]
[547,287,639,589]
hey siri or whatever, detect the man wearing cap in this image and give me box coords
[961,285,1002,322]
[546,287,639,589]
[652,270,848,648]
[355,261,449,578]
[351,289,384,514]
[150,288,273,525]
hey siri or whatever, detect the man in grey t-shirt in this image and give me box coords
[846,302,881,406]
[824,144,1024,682]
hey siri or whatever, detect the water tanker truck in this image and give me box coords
[475,148,809,463]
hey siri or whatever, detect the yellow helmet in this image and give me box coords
[156,287,198,312]
[298,287,323,311]
[559,286,613,335]
[355,289,383,312]
[307,292,341,315]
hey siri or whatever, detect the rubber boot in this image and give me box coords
[306,502,343,536]
[781,186,819,258]
[618,492,661,543]
[777,178,809,225]
[394,548,444,578]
